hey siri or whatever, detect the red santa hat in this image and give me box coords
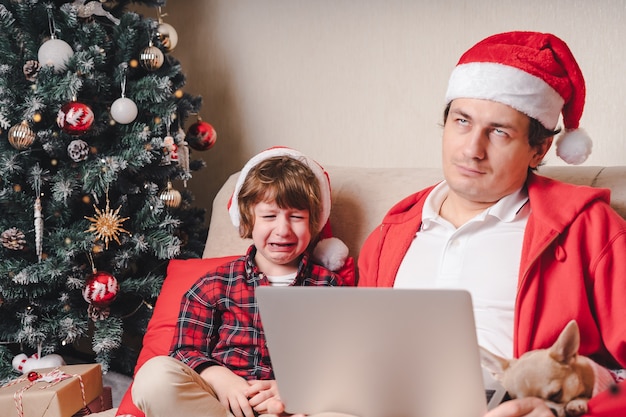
[445,31,592,165]
[228,147,348,271]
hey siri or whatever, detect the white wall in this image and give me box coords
[156,0,626,223]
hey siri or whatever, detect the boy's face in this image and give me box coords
[252,200,313,276]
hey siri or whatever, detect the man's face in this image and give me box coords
[442,98,552,207]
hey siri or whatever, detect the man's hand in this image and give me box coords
[485,397,555,417]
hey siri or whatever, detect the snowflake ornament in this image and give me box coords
[84,195,130,249]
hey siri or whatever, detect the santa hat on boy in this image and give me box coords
[228,147,349,271]
[445,31,592,165]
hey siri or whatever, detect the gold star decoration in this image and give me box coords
[84,195,130,250]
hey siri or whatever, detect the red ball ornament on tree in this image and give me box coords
[186,118,217,151]
[57,101,94,135]
[83,270,119,307]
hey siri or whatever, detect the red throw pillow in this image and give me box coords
[116,256,239,417]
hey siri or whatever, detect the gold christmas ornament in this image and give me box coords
[159,181,182,208]
[139,43,164,71]
[8,120,36,150]
[157,22,178,52]
[85,193,130,249]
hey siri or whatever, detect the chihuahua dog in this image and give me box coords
[480,320,615,417]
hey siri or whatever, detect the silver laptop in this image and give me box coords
[256,286,507,417]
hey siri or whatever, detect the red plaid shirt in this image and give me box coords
[169,245,339,380]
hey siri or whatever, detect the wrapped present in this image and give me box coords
[0,363,103,417]
[72,386,112,416]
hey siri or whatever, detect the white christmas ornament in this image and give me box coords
[12,352,66,374]
[38,38,74,72]
[111,97,138,124]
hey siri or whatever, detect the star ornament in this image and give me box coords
[85,199,130,249]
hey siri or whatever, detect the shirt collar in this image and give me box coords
[422,181,529,226]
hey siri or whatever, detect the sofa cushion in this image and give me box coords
[116,256,239,417]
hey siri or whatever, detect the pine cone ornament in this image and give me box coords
[67,139,90,162]
[23,60,40,82]
[1,227,26,251]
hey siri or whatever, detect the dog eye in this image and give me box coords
[548,389,563,402]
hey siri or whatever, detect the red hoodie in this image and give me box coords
[358,172,626,416]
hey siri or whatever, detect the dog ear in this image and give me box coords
[549,320,580,365]
[479,346,511,381]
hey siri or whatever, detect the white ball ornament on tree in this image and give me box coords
[111,97,138,124]
[37,37,74,72]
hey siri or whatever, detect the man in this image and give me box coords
[357,31,626,417]
[265,31,625,417]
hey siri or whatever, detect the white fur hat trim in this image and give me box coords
[446,62,564,130]
[228,147,331,233]
[312,237,349,272]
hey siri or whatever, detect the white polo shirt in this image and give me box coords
[394,181,530,357]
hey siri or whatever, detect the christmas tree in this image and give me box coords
[0,0,214,382]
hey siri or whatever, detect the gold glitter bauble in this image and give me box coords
[8,121,36,150]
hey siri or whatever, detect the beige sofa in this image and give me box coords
[95,165,626,416]
[204,165,626,264]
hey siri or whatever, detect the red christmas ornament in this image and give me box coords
[27,371,41,382]
[57,101,94,135]
[186,118,217,151]
[83,270,119,307]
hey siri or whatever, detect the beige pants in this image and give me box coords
[132,356,357,417]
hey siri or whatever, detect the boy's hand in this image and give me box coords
[245,379,283,413]
[200,365,256,417]
[257,396,306,417]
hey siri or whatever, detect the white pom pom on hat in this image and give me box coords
[445,31,592,165]
[228,147,347,271]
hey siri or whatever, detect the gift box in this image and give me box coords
[72,386,112,416]
[0,363,103,417]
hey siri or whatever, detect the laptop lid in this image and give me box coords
[256,286,499,417]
